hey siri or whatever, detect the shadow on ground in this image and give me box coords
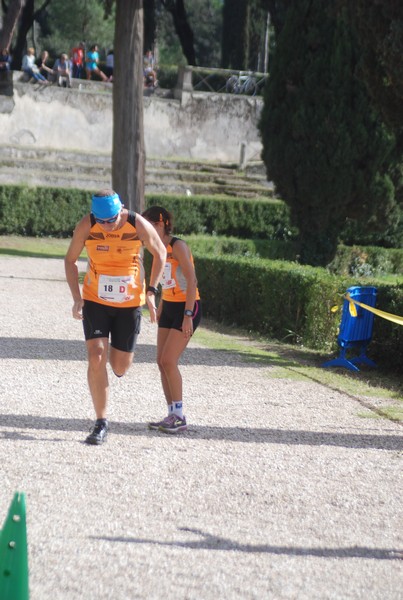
[92,527,403,560]
[0,414,401,450]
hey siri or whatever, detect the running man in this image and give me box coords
[65,190,166,445]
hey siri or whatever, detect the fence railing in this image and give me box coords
[177,66,268,97]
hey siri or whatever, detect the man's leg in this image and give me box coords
[109,347,134,377]
[86,337,109,419]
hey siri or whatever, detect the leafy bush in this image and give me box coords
[0,185,90,236]
[145,193,295,240]
[327,244,403,277]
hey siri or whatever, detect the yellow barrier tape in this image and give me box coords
[345,293,403,326]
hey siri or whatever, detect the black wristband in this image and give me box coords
[147,285,158,295]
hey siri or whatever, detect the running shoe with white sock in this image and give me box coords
[158,414,187,433]
[148,415,173,431]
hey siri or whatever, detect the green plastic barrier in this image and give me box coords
[0,492,29,600]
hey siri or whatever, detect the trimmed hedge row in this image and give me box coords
[1,186,401,252]
[146,193,294,240]
[0,186,90,237]
[192,253,403,373]
[142,249,403,372]
[0,186,293,240]
[1,184,401,371]
[327,244,403,277]
[182,236,403,275]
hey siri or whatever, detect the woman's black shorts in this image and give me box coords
[82,300,142,352]
[158,300,201,332]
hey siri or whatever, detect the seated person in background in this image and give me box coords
[0,48,11,71]
[85,44,109,82]
[22,47,48,84]
[53,53,72,87]
[143,49,157,88]
[105,49,114,81]
[37,50,54,81]
[71,42,85,79]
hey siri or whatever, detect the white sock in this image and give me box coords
[168,404,174,416]
[172,401,183,419]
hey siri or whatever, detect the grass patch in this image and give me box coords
[0,235,85,259]
[195,317,403,421]
[358,406,403,421]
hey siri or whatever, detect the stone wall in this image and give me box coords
[0,75,263,164]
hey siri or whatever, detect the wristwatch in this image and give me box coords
[184,309,193,317]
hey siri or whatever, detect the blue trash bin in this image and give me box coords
[322,286,377,371]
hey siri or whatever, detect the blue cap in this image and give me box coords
[91,193,122,219]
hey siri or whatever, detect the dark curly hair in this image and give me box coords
[142,205,173,235]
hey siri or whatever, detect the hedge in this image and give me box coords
[181,236,403,275]
[142,249,403,373]
[192,254,403,373]
[1,184,401,371]
[145,193,294,240]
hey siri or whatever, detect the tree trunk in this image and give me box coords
[112,0,145,213]
[7,0,51,70]
[9,0,33,69]
[162,0,196,65]
[0,0,25,51]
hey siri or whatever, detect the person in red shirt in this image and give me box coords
[70,41,85,79]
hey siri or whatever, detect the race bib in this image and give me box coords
[161,263,176,289]
[98,275,134,303]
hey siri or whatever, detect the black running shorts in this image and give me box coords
[82,300,142,352]
[158,300,201,332]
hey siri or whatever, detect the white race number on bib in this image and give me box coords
[161,263,176,289]
[98,275,134,303]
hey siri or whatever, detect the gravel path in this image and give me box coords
[0,256,402,600]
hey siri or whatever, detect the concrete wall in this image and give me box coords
[0,77,263,164]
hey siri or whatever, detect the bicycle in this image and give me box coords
[225,72,257,96]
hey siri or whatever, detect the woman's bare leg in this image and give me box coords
[157,328,189,402]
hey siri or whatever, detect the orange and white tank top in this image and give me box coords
[161,237,200,303]
[83,211,145,307]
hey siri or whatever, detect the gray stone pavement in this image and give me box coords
[0,256,402,600]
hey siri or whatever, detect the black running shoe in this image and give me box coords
[85,419,109,445]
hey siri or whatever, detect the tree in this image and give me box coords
[259,1,399,266]
[0,0,25,51]
[344,1,403,138]
[222,0,268,71]
[160,0,196,65]
[144,0,156,54]
[156,0,222,67]
[6,0,52,69]
[39,0,115,59]
[112,0,145,213]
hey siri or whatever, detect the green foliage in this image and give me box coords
[181,234,299,261]
[259,1,400,267]
[345,1,403,137]
[0,185,90,236]
[327,244,403,278]
[39,0,116,58]
[145,193,294,239]
[222,0,268,71]
[193,252,403,371]
[1,182,401,371]
[157,0,223,67]
[156,64,178,90]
